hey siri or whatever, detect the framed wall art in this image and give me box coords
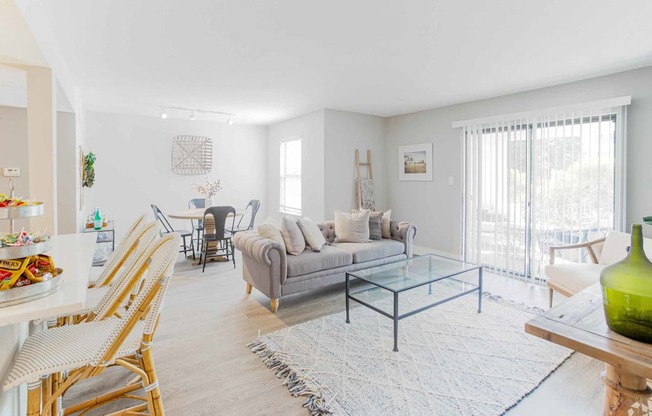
[398,143,433,181]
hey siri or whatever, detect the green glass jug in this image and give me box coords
[600,224,652,343]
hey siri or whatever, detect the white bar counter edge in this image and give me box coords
[0,233,96,416]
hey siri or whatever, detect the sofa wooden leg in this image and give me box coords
[548,288,554,308]
[245,283,252,294]
[270,298,279,313]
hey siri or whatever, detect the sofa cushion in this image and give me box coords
[545,262,606,295]
[287,246,353,277]
[599,231,652,266]
[334,210,370,243]
[298,217,326,252]
[281,217,306,256]
[381,210,392,239]
[257,223,285,247]
[334,239,405,264]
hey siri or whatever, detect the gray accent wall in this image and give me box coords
[386,65,652,255]
[324,109,387,219]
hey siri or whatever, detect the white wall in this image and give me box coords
[56,111,76,234]
[386,65,652,255]
[267,110,325,220]
[0,106,29,232]
[0,106,75,234]
[324,109,387,219]
[84,111,268,241]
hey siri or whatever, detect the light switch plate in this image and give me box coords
[3,168,20,177]
[448,176,454,185]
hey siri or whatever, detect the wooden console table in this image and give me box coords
[525,283,652,416]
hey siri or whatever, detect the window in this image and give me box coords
[461,101,628,282]
[280,139,301,215]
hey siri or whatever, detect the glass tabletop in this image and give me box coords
[347,254,481,293]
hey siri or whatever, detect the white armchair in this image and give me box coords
[546,231,652,307]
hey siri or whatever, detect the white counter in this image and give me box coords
[0,233,96,416]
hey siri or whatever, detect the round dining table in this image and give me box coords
[167,207,244,220]
[168,207,245,265]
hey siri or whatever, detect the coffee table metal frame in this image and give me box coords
[345,254,483,352]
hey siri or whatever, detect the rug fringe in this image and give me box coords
[248,339,332,416]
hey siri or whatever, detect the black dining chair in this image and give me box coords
[229,199,261,235]
[151,204,195,260]
[188,198,205,251]
[200,206,236,272]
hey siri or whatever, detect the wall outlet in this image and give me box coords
[3,168,20,177]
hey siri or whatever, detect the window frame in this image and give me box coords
[279,138,302,216]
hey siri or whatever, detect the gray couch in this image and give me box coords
[233,220,417,312]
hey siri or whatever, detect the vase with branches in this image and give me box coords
[192,178,222,207]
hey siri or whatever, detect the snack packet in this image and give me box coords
[23,255,56,283]
[0,257,33,290]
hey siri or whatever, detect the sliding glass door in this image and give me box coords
[463,108,625,282]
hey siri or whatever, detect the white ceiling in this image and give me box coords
[20,0,652,125]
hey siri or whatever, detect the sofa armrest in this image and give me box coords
[233,231,288,297]
[390,221,417,258]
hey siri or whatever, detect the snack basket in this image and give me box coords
[0,200,63,308]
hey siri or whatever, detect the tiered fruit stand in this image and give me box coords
[0,203,63,307]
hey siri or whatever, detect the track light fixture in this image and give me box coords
[158,105,235,124]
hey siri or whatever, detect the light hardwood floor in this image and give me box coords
[63,252,604,415]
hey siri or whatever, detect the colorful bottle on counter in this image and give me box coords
[93,207,102,230]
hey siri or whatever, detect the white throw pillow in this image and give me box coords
[257,223,285,247]
[381,209,392,239]
[280,217,306,255]
[298,217,326,252]
[334,209,370,243]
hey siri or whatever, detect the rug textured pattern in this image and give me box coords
[249,288,572,416]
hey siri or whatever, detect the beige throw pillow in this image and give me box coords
[257,223,285,247]
[353,208,384,240]
[297,217,326,252]
[280,217,306,255]
[381,209,392,239]
[334,209,370,243]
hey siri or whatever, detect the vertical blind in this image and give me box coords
[461,99,628,282]
[280,139,302,215]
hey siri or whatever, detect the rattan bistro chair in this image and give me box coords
[88,213,147,288]
[2,233,181,416]
[76,222,161,324]
[201,206,236,271]
[151,204,195,260]
[229,199,261,235]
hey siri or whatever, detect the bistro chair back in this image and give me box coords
[151,204,174,233]
[188,198,206,247]
[151,204,195,259]
[234,199,261,233]
[85,222,160,323]
[88,213,147,288]
[201,206,236,271]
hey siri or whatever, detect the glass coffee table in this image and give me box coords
[345,254,483,352]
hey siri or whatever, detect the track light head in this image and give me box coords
[227,115,233,125]
[161,107,168,119]
[190,111,196,121]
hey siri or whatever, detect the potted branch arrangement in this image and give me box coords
[192,178,222,207]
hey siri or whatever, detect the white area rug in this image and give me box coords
[249,286,572,416]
